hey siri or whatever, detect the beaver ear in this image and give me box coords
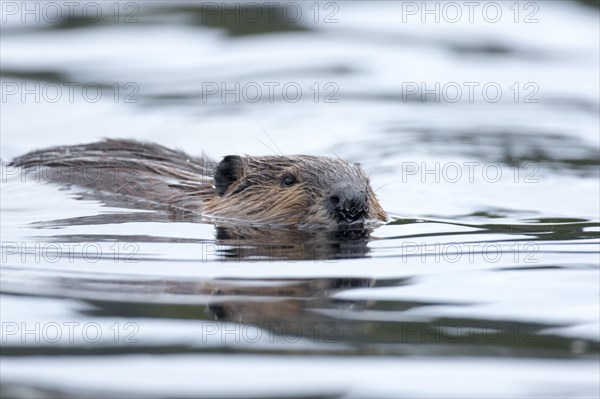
[214,155,243,196]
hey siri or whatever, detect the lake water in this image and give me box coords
[1,1,599,397]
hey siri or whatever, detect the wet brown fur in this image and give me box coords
[10,139,387,227]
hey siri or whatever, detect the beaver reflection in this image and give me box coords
[204,277,375,343]
[213,222,375,261]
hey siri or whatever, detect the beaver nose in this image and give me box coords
[329,190,368,223]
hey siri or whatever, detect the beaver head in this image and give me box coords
[203,155,387,227]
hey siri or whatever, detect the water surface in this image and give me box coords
[1,1,599,397]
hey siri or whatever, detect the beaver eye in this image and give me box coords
[281,175,296,187]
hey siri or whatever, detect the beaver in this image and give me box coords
[10,139,387,228]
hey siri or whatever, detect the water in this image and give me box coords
[1,1,599,397]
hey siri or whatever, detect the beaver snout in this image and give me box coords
[329,188,368,223]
